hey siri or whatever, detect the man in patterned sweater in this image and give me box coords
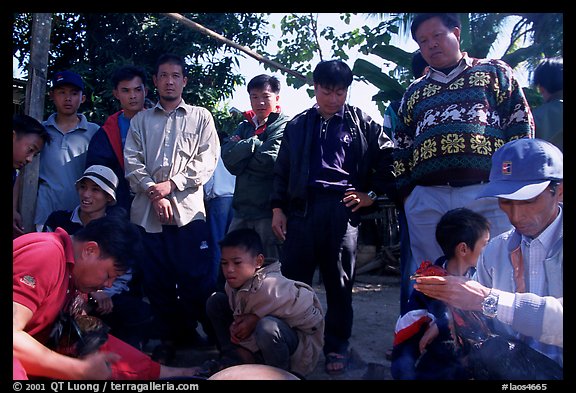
[393,13,534,299]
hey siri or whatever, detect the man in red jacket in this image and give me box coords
[86,65,150,212]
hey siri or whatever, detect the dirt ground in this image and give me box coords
[165,270,402,381]
[306,272,401,380]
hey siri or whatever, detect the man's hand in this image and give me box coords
[90,291,113,314]
[13,209,25,237]
[79,351,121,380]
[342,190,374,212]
[271,208,287,241]
[413,275,490,311]
[152,197,173,224]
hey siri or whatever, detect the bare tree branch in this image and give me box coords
[162,13,310,84]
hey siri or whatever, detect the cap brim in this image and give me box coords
[476,180,551,200]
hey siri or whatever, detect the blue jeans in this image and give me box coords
[206,196,234,289]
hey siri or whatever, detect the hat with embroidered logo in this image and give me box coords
[477,138,563,200]
[76,165,118,205]
[52,70,84,91]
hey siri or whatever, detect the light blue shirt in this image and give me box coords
[35,113,100,227]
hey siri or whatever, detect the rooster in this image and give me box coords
[411,260,493,345]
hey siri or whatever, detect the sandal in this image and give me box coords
[325,351,349,375]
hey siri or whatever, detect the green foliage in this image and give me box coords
[14,12,563,123]
[258,13,562,116]
[13,12,270,124]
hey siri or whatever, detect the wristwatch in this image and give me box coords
[367,191,378,201]
[481,291,499,318]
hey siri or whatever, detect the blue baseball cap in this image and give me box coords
[52,70,84,91]
[477,138,563,200]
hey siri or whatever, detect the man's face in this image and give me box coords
[77,179,113,215]
[414,16,462,70]
[153,63,187,103]
[50,85,85,116]
[498,182,563,238]
[113,76,148,117]
[72,241,123,293]
[314,84,348,118]
[13,133,44,170]
[249,85,279,124]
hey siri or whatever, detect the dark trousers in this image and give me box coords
[280,191,358,355]
[97,291,154,350]
[398,208,414,315]
[206,292,299,370]
[138,220,217,341]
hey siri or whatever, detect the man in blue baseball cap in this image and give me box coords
[413,138,563,379]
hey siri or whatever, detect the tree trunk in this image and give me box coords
[20,13,52,233]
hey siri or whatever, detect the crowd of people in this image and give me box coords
[13,12,562,381]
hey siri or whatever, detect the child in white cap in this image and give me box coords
[43,165,154,351]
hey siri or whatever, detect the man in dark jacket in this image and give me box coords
[271,59,395,375]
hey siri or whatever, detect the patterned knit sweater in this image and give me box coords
[393,54,534,198]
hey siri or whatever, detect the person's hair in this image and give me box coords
[533,57,563,94]
[13,114,52,145]
[154,53,187,77]
[411,50,428,78]
[73,214,142,272]
[219,228,264,257]
[247,74,280,94]
[312,59,353,89]
[435,208,490,259]
[411,13,461,41]
[111,65,147,89]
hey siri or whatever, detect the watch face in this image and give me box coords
[482,293,498,318]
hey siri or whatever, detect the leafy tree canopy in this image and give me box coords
[13,12,271,131]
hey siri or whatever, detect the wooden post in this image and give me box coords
[19,13,52,233]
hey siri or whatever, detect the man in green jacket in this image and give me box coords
[221,74,290,259]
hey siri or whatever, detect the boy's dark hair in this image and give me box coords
[219,228,264,257]
[411,13,461,41]
[111,65,147,89]
[411,51,428,78]
[533,57,563,94]
[13,114,52,145]
[312,59,353,89]
[73,215,142,272]
[247,74,281,94]
[435,208,490,259]
[154,53,187,77]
